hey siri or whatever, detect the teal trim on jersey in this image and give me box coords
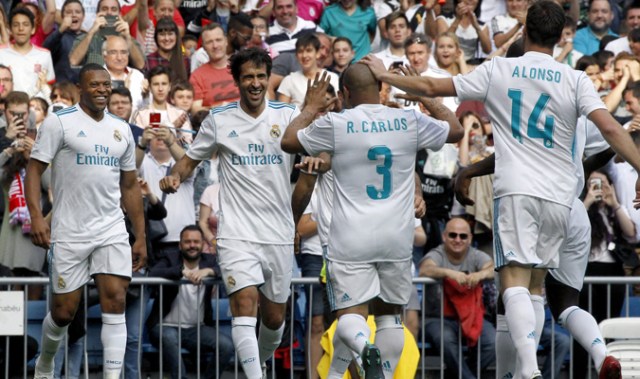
[106,111,126,123]
[322,246,337,311]
[55,106,78,116]
[493,199,505,269]
[211,102,239,115]
[47,243,55,292]
[268,101,296,110]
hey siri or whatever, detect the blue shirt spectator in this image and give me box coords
[319,1,376,61]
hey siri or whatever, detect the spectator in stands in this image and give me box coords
[316,32,334,69]
[329,37,355,74]
[0,91,38,153]
[267,0,321,54]
[16,0,55,47]
[434,32,469,76]
[108,87,143,144]
[170,81,195,115]
[277,34,339,108]
[146,18,190,82]
[189,23,240,112]
[247,14,274,57]
[49,81,79,115]
[147,224,234,379]
[0,4,9,45]
[132,66,193,145]
[319,0,376,61]
[0,65,13,114]
[68,0,145,70]
[136,124,193,262]
[131,0,186,56]
[604,52,640,115]
[419,217,496,379]
[490,0,526,49]
[403,0,435,35]
[190,13,255,72]
[605,2,640,55]
[576,55,605,90]
[435,0,491,63]
[374,12,411,70]
[574,0,617,55]
[42,0,84,84]
[553,16,583,68]
[0,8,55,98]
[29,97,47,129]
[103,35,147,113]
[182,34,198,59]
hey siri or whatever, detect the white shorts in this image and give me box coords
[49,233,132,294]
[216,239,293,303]
[493,195,570,270]
[549,198,591,291]
[325,257,412,311]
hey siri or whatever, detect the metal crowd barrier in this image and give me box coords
[2,276,640,379]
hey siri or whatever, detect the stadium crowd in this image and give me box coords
[0,0,640,377]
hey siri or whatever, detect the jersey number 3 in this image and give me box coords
[367,146,392,200]
[508,89,555,148]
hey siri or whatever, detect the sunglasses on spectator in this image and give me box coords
[448,232,469,240]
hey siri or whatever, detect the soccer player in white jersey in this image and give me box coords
[25,64,147,379]
[281,65,463,378]
[362,1,640,378]
[455,117,623,379]
[159,48,317,379]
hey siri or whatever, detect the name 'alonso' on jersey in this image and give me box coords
[30,105,137,242]
[453,52,606,207]
[187,101,299,244]
[297,104,450,263]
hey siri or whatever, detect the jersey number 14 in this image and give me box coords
[508,89,555,148]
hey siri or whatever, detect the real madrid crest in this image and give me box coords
[227,276,236,288]
[113,130,122,142]
[58,277,66,289]
[270,124,281,138]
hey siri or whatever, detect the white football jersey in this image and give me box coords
[187,101,299,244]
[453,52,606,207]
[298,104,449,263]
[309,169,334,246]
[31,105,136,242]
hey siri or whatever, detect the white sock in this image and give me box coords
[530,294,545,347]
[374,315,404,379]
[101,313,127,379]
[232,317,262,379]
[558,306,608,371]
[503,287,539,378]
[328,332,354,379]
[258,321,284,365]
[495,314,518,379]
[335,313,371,356]
[37,313,69,372]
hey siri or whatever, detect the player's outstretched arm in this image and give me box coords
[159,154,201,194]
[121,170,147,271]
[25,158,51,249]
[361,54,457,98]
[281,72,337,154]
[589,109,640,208]
[454,153,495,206]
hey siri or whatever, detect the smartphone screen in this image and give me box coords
[150,112,161,128]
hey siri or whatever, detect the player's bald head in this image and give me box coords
[340,63,380,94]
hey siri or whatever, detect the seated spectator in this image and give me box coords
[604,52,640,116]
[247,14,275,58]
[419,217,496,379]
[435,0,491,63]
[374,12,411,70]
[605,3,640,56]
[490,0,526,49]
[42,0,84,84]
[267,0,321,54]
[103,35,147,113]
[182,33,198,59]
[328,37,355,75]
[50,81,80,113]
[170,81,195,115]
[189,23,240,112]
[127,0,185,56]
[319,0,377,61]
[433,32,469,76]
[68,0,145,70]
[574,0,617,56]
[29,96,48,129]
[147,225,235,379]
[0,8,55,98]
[108,86,143,143]
[553,16,583,68]
[277,34,339,108]
[146,18,190,82]
[132,66,193,145]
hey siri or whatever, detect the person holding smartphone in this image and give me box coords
[0,91,36,152]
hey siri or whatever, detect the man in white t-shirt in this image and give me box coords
[363,1,640,378]
[26,64,146,379]
[159,48,312,379]
[281,66,463,378]
[374,12,411,70]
